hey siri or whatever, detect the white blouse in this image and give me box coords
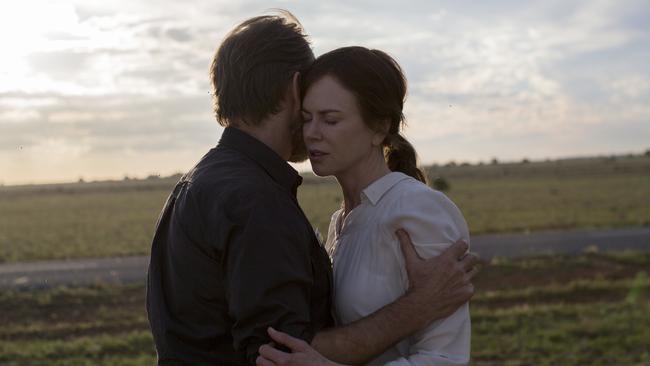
[325,172,471,366]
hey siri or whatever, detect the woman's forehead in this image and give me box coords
[303,75,358,112]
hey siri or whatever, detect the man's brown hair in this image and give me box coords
[210,10,314,126]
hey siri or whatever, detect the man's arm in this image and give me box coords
[311,231,478,365]
[225,189,318,365]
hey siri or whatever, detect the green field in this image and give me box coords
[0,252,648,365]
[0,154,649,263]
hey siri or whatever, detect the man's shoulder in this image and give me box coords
[187,146,274,194]
[180,147,294,219]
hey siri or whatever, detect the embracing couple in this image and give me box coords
[146,10,478,366]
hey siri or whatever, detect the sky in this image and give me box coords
[1,0,649,185]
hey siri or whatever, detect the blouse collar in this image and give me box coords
[361,172,411,206]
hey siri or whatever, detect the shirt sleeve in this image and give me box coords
[224,188,316,365]
[384,183,471,366]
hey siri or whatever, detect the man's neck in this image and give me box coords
[230,118,289,161]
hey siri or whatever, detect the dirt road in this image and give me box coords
[1,227,649,289]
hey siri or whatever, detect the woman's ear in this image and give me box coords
[372,119,390,146]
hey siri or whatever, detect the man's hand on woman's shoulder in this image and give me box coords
[396,229,479,321]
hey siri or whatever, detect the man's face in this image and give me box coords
[287,110,309,163]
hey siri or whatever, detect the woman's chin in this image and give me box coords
[310,163,331,177]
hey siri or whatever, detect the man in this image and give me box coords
[146,11,478,366]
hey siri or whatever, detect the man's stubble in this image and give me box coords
[288,114,308,163]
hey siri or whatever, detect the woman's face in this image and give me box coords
[301,75,385,177]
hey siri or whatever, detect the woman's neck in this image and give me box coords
[336,151,391,216]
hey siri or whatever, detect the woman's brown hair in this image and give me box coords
[301,46,426,183]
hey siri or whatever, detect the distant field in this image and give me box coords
[0,252,648,365]
[0,155,649,263]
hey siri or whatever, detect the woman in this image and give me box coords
[259,47,471,366]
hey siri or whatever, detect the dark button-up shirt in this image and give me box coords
[146,127,334,365]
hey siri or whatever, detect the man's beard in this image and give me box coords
[288,115,308,163]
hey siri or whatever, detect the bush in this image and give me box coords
[431,177,450,192]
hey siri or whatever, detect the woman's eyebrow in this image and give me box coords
[318,109,342,115]
[300,109,342,115]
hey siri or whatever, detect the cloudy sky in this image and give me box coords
[1,0,649,184]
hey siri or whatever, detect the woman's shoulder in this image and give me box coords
[384,173,469,244]
[389,174,459,213]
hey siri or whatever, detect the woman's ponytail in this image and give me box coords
[385,133,426,183]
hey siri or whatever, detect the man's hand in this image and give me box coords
[397,229,479,321]
[256,327,345,366]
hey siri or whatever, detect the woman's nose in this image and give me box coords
[303,120,321,141]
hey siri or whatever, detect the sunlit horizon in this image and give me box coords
[4,149,648,187]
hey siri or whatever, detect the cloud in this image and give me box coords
[0,91,217,150]
[0,0,648,184]
[166,27,193,43]
[28,51,93,79]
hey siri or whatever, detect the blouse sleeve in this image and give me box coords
[383,183,471,366]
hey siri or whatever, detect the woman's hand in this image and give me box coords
[256,327,347,366]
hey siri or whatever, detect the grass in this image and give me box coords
[471,302,650,365]
[0,252,648,365]
[0,284,153,366]
[0,154,649,263]
[0,188,170,263]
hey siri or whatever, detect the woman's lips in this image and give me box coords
[309,149,329,161]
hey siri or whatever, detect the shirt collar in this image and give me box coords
[361,172,410,205]
[217,127,302,192]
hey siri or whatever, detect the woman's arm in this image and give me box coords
[382,186,471,365]
[256,236,476,366]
